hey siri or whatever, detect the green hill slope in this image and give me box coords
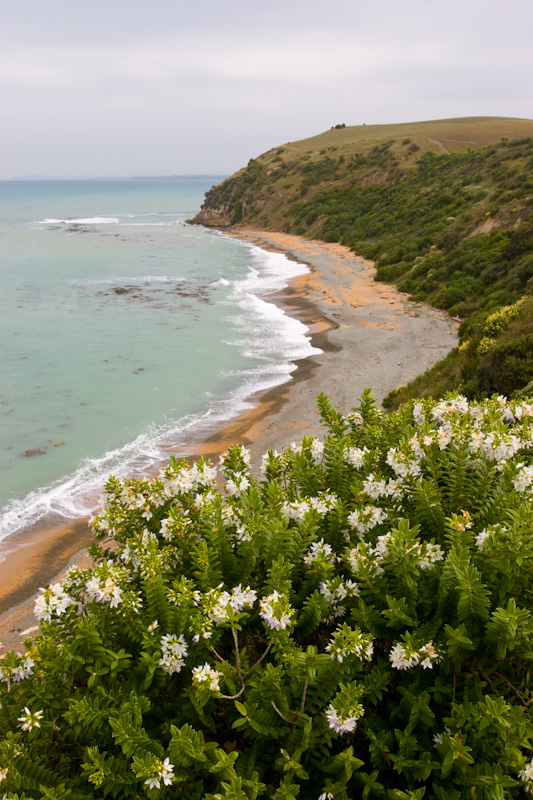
[193,117,533,402]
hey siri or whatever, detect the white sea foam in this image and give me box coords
[68,275,186,286]
[0,234,322,544]
[0,360,297,542]
[121,221,183,227]
[39,217,120,224]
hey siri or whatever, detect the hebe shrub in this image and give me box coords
[2,391,533,798]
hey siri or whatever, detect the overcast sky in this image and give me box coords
[1,0,531,178]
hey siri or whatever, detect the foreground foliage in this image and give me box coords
[2,391,533,798]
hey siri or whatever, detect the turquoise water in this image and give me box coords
[0,179,319,539]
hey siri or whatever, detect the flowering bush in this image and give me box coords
[483,299,525,338]
[2,390,533,798]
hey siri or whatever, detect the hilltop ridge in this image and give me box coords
[192,116,533,403]
[193,116,533,228]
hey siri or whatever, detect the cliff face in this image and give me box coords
[192,204,232,227]
[190,117,533,403]
[191,117,533,231]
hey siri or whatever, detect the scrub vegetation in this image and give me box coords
[194,117,533,404]
[3,392,533,798]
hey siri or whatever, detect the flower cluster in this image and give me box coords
[144,757,174,789]
[282,493,338,522]
[159,459,217,496]
[386,447,422,478]
[225,471,251,497]
[86,574,123,608]
[326,623,374,663]
[203,584,257,624]
[519,758,533,793]
[34,582,75,622]
[159,510,190,541]
[513,463,533,493]
[220,445,251,470]
[167,577,201,608]
[18,706,43,732]
[259,591,294,631]
[346,540,385,579]
[347,504,387,535]
[0,652,35,687]
[303,538,335,567]
[325,682,365,734]
[475,524,508,551]
[192,663,223,691]
[318,577,359,621]
[344,445,369,469]
[159,634,188,675]
[480,431,521,465]
[389,639,440,670]
[418,542,445,569]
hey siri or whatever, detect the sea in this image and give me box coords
[0,177,320,542]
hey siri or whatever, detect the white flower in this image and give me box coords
[86,575,123,608]
[433,727,451,747]
[282,494,338,522]
[192,663,223,691]
[324,702,364,734]
[144,757,175,789]
[362,473,389,499]
[310,439,325,463]
[419,542,444,570]
[325,624,374,663]
[475,529,491,550]
[386,449,421,479]
[225,471,251,497]
[519,759,533,783]
[389,640,440,670]
[34,583,75,622]
[159,634,188,675]
[303,539,334,566]
[347,505,386,535]
[413,402,425,425]
[5,654,35,684]
[259,591,294,631]
[204,585,257,624]
[18,706,43,731]
[436,427,453,450]
[347,542,385,578]
[345,446,368,468]
[260,449,279,474]
[0,767,7,781]
[513,464,533,493]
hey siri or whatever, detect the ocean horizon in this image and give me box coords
[0,177,320,543]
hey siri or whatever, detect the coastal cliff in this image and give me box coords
[193,116,533,403]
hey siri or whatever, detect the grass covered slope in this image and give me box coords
[193,117,533,402]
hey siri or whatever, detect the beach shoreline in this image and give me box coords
[0,229,458,653]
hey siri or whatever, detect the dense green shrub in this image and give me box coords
[3,393,533,797]
[475,334,533,396]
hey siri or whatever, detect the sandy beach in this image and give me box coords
[0,230,458,654]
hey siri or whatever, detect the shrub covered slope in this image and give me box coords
[3,392,533,798]
[193,118,533,402]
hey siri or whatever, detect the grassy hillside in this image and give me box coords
[193,117,533,403]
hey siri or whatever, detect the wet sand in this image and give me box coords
[0,230,458,653]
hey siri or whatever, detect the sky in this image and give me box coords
[1,0,532,179]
